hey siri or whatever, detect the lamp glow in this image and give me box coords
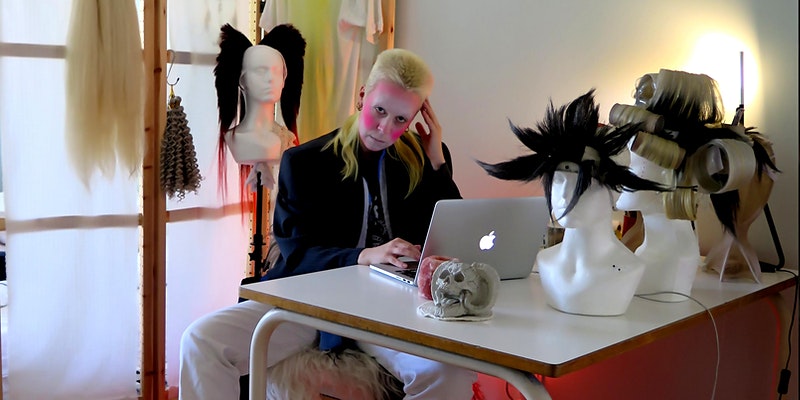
[682,33,758,121]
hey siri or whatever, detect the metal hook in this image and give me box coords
[166,50,180,97]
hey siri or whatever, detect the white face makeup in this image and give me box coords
[241,45,285,104]
[358,80,423,152]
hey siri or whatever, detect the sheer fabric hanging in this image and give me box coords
[0,0,253,398]
[1,1,140,398]
[164,0,253,392]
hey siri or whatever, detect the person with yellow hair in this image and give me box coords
[180,48,477,400]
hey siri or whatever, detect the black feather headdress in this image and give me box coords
[214,23,306,140]
[477,89,666,219]
[260,24,306,137]
[214,24,251,141]
[214,23,306,198]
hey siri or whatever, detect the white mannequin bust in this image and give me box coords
[536,164,645,316]
[224,45,295,189]
[616,149,700,302]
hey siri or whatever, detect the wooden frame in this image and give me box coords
[0,2,258,398]
[141,0,168,398]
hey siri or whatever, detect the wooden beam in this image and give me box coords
[142,0,167,399]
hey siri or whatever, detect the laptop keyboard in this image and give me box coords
[397,268,418,278]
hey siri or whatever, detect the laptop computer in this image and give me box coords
[369,196,551,286]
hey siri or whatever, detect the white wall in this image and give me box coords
[395,0,798,270]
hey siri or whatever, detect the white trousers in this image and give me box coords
[179,300,477,400]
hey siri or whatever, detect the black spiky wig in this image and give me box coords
[635,69,779,235]
[477,89,666,219]
[214,23,306,200]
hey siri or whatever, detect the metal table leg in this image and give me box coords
[249,308,552,400]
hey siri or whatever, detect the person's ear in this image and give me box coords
[356,85,365,111]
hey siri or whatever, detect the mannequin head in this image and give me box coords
[214,23,306,200]
[551,168,611,228]
[240,45,285,105]
[616,143,672,215]
[215,23,305,138]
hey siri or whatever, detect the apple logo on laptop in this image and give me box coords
[479,231,496,250]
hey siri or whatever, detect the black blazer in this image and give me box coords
[265,129,461,280]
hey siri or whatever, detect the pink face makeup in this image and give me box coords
[358,80,423,152]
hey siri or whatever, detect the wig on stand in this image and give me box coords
[214,23,306,203]
[477,89,667,316]
[614,69,780,281]
[477,89,666,218]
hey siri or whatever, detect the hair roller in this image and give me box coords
[630,131,686,170]
[688,138,756,193]
[663,186,697,220]
[609,103,664,133]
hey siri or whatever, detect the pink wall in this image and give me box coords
[479,285,798,400]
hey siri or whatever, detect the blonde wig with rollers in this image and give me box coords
[619,69,779,232]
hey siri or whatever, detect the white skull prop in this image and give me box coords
[431,261,500,319]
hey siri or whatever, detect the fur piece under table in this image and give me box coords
[266,346,403,400]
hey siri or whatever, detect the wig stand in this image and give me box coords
[758,203,785,272]
[705,201,786,283]
[704,230,761,283]
[248,172,266,279]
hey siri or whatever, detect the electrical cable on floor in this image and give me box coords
[636,291,719,400]
[776,269,797,400]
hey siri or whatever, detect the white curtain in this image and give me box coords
[164,0,252,392]
[0,0,251,398]
[0,1,140,398]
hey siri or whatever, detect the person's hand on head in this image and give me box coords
[415,99,446,169]
[358,238,422,268]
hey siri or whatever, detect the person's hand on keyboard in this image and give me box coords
[357,238,421,268]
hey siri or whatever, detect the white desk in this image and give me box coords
[240,266,797,400]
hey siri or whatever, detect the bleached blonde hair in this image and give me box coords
[365,48,433,102]
[65,0,144,187]
[325,48,434,196]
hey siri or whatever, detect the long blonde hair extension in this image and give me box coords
[65,0,144,187]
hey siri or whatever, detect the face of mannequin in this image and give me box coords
[358,80,423,152]
[634,73,657,107]
[240,45,285,104]
[616,151,669,214]
[550,166,608,228]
